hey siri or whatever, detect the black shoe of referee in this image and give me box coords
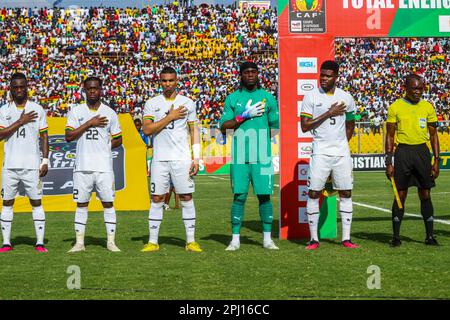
[425,236,439,246]
[390,237,401,247]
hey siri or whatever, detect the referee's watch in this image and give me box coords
[434,156,441,161]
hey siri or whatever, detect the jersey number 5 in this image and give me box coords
[330,117,336,125]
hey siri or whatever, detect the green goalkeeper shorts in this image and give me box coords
[230,162,274,195]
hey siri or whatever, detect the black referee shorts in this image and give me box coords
[394,143,435,190]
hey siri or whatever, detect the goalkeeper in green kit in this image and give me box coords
[219,61,279,251]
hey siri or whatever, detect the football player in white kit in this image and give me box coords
[141,66,202,253]
[65,76,122,253]
[0,72,49,253]
[300,60,358,250]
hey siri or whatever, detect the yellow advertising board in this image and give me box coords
[0,114,150,212]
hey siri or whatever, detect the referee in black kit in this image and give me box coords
[385,74,440,247]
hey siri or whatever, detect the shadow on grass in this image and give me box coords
[131,235,185,247]
[11,236,48,246]
[241,219,280,238]
[351,232,423,244]
[63,236,107,248]
[201,234,261,247]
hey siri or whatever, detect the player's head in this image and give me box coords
[134,118,142,131]
[9,72,28,103]
[83,76,102,105]
[239,61,260,90]
[404,74,424,104]
[319,60,339,92]
[160,66,178,97]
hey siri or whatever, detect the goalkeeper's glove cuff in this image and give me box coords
[235,115,245,124]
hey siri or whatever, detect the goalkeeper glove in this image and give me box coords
[236,99,264,123]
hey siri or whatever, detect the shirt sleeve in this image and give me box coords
[300,93,313,119]
[187,99,198,125]
[345,95,356,121]
[110,112,122,139]
[218,94,235,129]
[65,107,79,131]
[39,107,48,133]
[386,103,397,123]
[266,93,279,129]
[0,110,7,129]
[427,103,438,123]
[143,99,154,122]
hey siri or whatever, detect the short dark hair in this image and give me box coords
[405,74,423,87]
[134,118,142,124]
[84,76,102,87]
[320,60,339,74]
[160,66,177,76]
[10,72,27,83]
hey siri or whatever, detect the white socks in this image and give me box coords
[263,232,272,244]
[1,206,13,246]
[181,200,196,243]
[74,206,88,245]
[148,201,164,244]
[104,207,117,236]
[306,197,320,242]
[32,206,46,245]
[231,234,240,245]
[340,197,353,241]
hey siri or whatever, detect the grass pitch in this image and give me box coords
[1,172,450,300]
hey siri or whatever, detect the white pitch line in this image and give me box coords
[207,176,229,180]
[352,201,450,226]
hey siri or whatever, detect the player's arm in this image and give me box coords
[267,95,279,129]
[65,115,108,142]
[385,122,396,180]
[39,130,49,177]
[142,105,187,136]
[429,122,440,179]
[345,112,355,141]
[301,101,346,133]
[0,110,38,141]
[111,136,122,149]
[189,122,200,176]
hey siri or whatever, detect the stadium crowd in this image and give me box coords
[0,5,448,129]
[335,37,450,134]
[0,4,278,124]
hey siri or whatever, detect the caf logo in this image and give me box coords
[291,0,322,12]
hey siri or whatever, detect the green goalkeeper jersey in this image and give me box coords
[219,87,279,164]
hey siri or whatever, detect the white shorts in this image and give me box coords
[73,171,115,203]
[1,169,42,200]
[307,154,353,191]
[150,160,195,195]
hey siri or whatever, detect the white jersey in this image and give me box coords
[0,101,48,170]
[301,87,356,156]
[143,94,197,161]
[66,103,122,173]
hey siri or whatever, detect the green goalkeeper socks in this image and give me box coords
[258,195,273,233]
[231,193,247,234]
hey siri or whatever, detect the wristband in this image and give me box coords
[385,153,394,166]
[40,158,49,168]
[434,156,441,161]
[192,143,201,160]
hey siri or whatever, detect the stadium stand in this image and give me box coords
[0,5,448,152]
